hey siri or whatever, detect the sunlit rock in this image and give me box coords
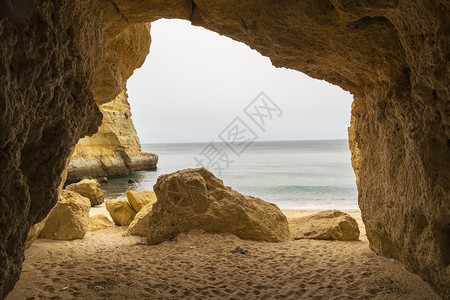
[88,214,114,232]
[127,201,156,237]
[67,90,158,182]
[147,168,291,245]
[105,199,136,226]
[126,190,157,213]
[65,179,104,206]
[38,191,91,240]
[289,210,360,241]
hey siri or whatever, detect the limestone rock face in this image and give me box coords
[105,199,137,226]
[65,179,104,206]
[126,190,157,213]
[148,168,290,245]
[88,214,114,232]
[289,210,360,241]
[38,191,91,240]
[24,217,49,249]
[1,1,449,298]
[127,201,156,237]
[67,90,158,182]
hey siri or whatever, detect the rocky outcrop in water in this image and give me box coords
[67,90,158,182]
[148,168,291,245]
[0,1,448,298]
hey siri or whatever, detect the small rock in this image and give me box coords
[232,246,248,254]
[289,210,360,241]
[39,190,91,240]
[105,199,136,226]
[98,177,108,183]
[127,178,137,184]
[65,179,104,206]
[147,168,290,245]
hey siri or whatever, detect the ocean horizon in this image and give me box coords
[101,139,358,210]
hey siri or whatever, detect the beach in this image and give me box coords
[7,209,439,299]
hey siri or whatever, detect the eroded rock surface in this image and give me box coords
[127,201,156,237]
[105,199,137,227]
[126,190,157,213]
[148,168,291,245]
[65,179,104,206]
[38,191,90,240]
[1,1,449,298]
[289,210,360,241]
[67,90,158,182]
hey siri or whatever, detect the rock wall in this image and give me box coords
[0,0,448,298]
[67,90,158,182]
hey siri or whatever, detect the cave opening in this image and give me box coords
[106,18,359,211]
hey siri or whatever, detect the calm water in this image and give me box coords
[101,140,358,209]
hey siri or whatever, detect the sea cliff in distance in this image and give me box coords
[66,90,157,183]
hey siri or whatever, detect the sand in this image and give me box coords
[7,210,440,299]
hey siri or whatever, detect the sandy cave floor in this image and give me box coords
[7,210,440,299]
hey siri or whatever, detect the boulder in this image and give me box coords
[24,217,48,249]
[148,168,290,245]
[88,214,114,232]
[105,199,136,226]
[65,179,104,206]
[38,190,91,240]
[126,190,157,212]
[127,201,156,237]
[289,210,360,241]
[66,90,158,182]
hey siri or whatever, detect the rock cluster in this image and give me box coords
[67,90,158,182]
[148,168,291,245]
[38,191,91,240]
[289,210,360,241]
[65,179,104,206]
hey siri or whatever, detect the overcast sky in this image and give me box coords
[127,19,353,144]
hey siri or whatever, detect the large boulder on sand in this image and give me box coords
[127,200,157,237]
[39,190,91,240]
[126,190,157,212]
[289,210,360,241]
[105,199,136,226]
[88,214,114,232]
[65,179,104,206]
[147,168,290,244]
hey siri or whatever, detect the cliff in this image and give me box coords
[67,90,157,182]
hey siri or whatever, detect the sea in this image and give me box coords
[101,140,358,210]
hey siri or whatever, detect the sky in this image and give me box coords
[127,19,354,144]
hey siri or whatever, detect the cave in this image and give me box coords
[0,1,448,299]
